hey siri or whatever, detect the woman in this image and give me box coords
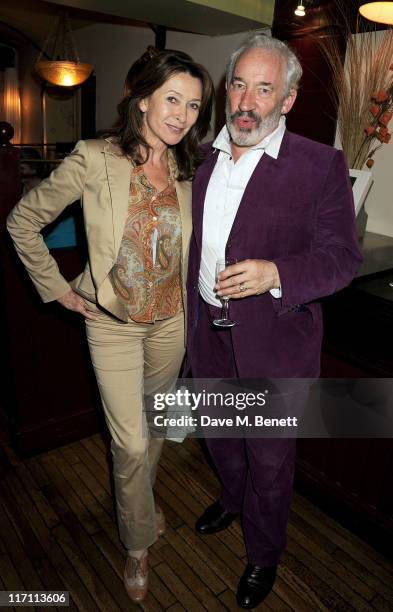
[7,50,214,602]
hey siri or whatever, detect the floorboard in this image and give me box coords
[0,436,391,611]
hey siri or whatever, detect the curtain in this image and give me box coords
[4,67,21,144]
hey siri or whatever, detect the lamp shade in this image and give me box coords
[36,61,93,87]
[294,1,306,16]
[359,2,393,24]
[35,12,93,87]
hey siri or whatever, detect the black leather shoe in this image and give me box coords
[236,564,277,609]
[195,501,237,535]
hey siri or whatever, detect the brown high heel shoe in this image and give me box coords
[123,551,148,603]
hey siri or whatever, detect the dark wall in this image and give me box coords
[273,1,346,146]
[0,45,15,70]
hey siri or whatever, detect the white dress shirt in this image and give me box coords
[199,116,286,306]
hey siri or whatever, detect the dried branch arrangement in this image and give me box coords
[319,11,393,169]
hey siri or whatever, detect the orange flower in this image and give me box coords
[379,126,389,137]
[370,104,380,117]
[379,111,393,127]
[366,159,374,168]
[365,126,375,136]
[372,90,390,102]
[383,133,391,143]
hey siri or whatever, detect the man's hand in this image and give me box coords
[57,289,98,320]
[215,259,280,299]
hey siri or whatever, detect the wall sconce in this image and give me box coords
[359,1,393,24]
[35,12,93,87]
[294,1,306,17]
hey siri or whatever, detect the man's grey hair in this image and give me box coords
[226,31,303,96]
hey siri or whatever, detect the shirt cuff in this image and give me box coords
[270,287,282,299]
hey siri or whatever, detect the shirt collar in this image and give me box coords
[213,115,286,159]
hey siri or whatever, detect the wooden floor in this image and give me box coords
[0,434,392,611]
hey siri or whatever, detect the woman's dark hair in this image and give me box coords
[104,49,214,181]
[123,46,160,97]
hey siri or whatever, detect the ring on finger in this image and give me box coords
[239,283,246,292]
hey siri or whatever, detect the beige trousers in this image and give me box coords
[85,308,184,550]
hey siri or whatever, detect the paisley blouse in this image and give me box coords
[110,154,183,323]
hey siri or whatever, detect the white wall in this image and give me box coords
[362,134,393,237]
[73,23,253,136]
[16,21,393,236]
[76,22,393,236]
[17,22,254,148]
[74,24,154,130]
[166,29,251,135]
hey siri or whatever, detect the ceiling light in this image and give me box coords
[35,12,93,87]
[359,1,393,24]
[294,2,306,17]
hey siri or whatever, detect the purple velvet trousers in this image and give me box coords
[190,298,296,567]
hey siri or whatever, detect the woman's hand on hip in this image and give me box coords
[57,289,98,320]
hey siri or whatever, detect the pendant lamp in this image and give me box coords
[294,1,306,16]
[35,12,93,87]
[359,2,393,25]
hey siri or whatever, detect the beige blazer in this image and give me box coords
[7,139,192,334]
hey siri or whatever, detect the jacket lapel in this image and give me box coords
[175,178,192,263]
[192,147,218,250]
[103,139,131,257]
[228,130,291,240]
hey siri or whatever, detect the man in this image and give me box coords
[186,33,362,609]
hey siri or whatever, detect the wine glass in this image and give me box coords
[213,258,236,328]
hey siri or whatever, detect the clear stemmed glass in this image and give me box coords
[213,258,236,328]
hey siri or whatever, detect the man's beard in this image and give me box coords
[226,99,283,147]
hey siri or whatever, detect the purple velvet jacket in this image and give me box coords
[186,130,363,378]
